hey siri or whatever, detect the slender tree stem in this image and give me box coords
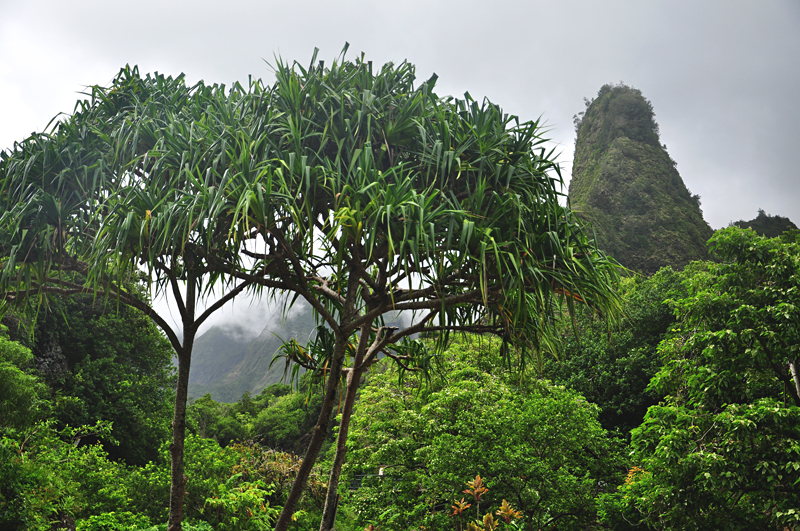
[168,274,196,531]
[275,268,362,531]
[319,365,360,531]
[320,323,371,531]
[790,360,800,404]
[167,345,192,531]
[273,335,348,531]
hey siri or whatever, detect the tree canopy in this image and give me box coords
[544,267,685,436]
[603,228,800,530]
[347,337,622,530]
[0,47,621,530]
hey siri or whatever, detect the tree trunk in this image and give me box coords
[790,360,800,404]
[168,277,196,531]
[167,345,192,531]
[319,365,362,531]
[273,336,349,531]
[319,323,371,531]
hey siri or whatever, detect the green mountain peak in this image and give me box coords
[569,83,713,274]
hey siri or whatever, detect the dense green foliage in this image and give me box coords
[603,228,800,530]
[569,84,713,274]
[1,421,125,530]
[187,378,325,455]
[345,337,624,530]
[3,238,799,530]
[0,292,329,529]
[0,325,45,429]
[545,267,685,436]
[0,421,325,530]
[733,208,798,238]
[24,293,176,465]
[0,289,180,524]
[121,435,326,528]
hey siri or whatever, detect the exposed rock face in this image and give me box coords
[569,84,713,275]
[33,331,70,381]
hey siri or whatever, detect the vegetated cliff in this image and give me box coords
[569,84,713,275]
[188,304,317,402]
[732,209,797,238]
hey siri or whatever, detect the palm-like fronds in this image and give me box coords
[0,48,620,531]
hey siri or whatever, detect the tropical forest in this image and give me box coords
[1,50,798,531]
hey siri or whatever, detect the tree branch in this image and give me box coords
[760,340,800,407]
[195,280,253,329]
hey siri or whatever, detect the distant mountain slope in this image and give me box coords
[733,209,797,238]
[187,304,407,402]
[569,84,713,274]
[188,304,316,402]
[189,325,253,386]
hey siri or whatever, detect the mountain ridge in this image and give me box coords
[732,209,798,238]
[188,305,316,402]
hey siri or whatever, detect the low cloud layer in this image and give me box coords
[153,286,310,342]
[2,1,798,229]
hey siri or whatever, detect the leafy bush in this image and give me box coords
[203,475,279,531]
[187,378,324,455]
[0,324,46,430]
[76,511,151,531]
[139,522,214,531]
[30,293,176,466]
[345,338,623,530]
[0,421,128,530]
[125,434,326,527]
[544,267,685,436]
[602,228,800,529]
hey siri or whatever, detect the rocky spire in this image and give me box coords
[569,84,713,274]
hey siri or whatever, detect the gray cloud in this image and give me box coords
[2,0,798,232]
[152,285,310,341]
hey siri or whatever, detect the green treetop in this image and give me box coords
[604,227,800,530]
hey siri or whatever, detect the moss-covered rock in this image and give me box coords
[569,84,713,274]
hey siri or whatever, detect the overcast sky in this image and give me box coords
[2,0,799,332]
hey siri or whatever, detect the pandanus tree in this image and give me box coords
[0,68,257,529]
[0,47,621,530]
